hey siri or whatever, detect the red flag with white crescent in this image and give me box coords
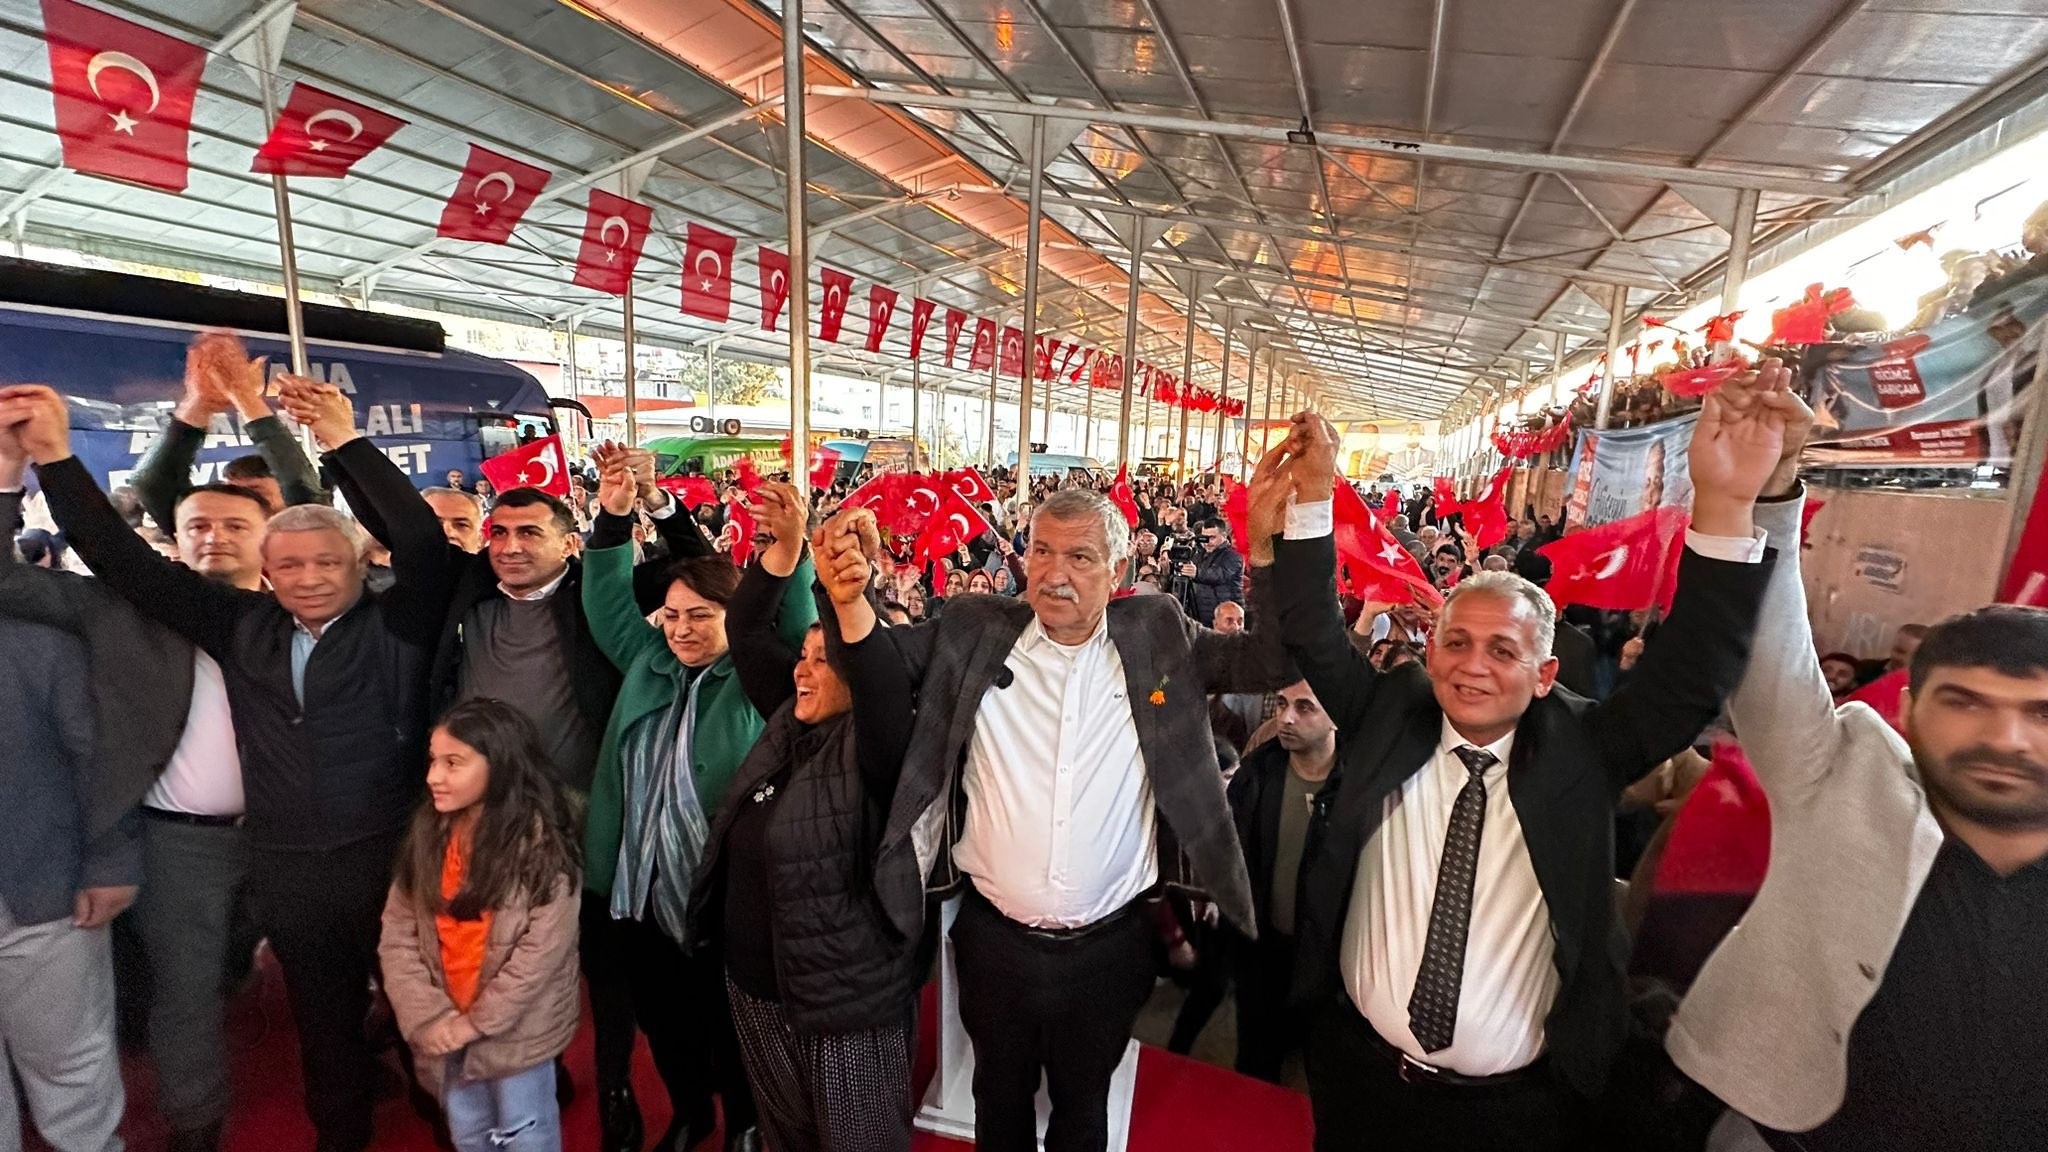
[478,435,571,499]
[865,285,899,354]
[39,0,206,193]
[1333,480,1441,608]
[680,222,737,322]
[999,325,1025,379]
[819,267,854,343]
[968,318,997,372]
[252,82,407,178]
[1537,505,1692,614]
[1054,341,1082,382]
[1110,462,1140,527]
[569,189,651,296]
[943,308,967,366]
[909,298,936,359]
[436,144,550,244]
[758,247,791,332]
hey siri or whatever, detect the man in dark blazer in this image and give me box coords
[1256,397,1788,1152]
[816,487,1294,1152]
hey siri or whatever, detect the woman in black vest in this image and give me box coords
[687,481,921,1152]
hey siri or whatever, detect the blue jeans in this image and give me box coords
[442,1056,562,1152]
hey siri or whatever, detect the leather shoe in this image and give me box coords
[168,1122,223,1152]
[655,1118,710,1152]
[600,1085,644,1152]
[723,1125,763,1152]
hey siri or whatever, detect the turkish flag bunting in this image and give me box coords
[943,309,967,366]
[1068,348,1091,384]
[909,298,936,359]
[818,268,854,343]
[569,189,651,296]
[1332,480,1442,609]
[758,247,791,332]
[1538,505,1691,614]
[864,285,898,354]
[680,222,737,322]
[252,82,406,178]
[968,318,997,372]
[436,144,549,244]
[1109,463,1140,527]
[40,0,206,193]
[478,435,571,499]
[1768,284,1855,346]
[998,326,1024,379]
[1034,336,1056,382]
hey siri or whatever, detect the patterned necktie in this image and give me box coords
[1408,744,1498,1055]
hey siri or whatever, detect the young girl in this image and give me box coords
[380,699,584,1152]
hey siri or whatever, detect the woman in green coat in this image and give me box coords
[582,461,814,1152]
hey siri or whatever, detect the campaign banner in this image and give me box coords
[1561,413,1696,530]
[1801,274,2048,467]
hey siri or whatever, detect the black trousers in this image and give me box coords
[1305,996,1582,1152]
[952,888,1155,1152]
[580,898,639,1092]
[609,913,758,1136]
[1232,931,1302,1083]
[248,832,401,1152]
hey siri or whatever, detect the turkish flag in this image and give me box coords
[819,268,854,343]
[680,222,737,322]
[40,0,206,193]
[656,474,718,509]
[968,318,997,372]
[1538,505,1692,614]
[1459,468,1511,551]
[999,325,1025,379]
[252,82,406,178]
[943,308,967,366]
[1843,669,1908,734]
[758,247,791,331]
[1333,480,1441,608]
[1056,343,1082,381]
[1431,476,1457,515]
[1034,336,1055,382]
[725,495,756,568]
[569,189,651,296]
[865,285,898,354]
[941,467,996,505]
[1109,463,1140,527]
[781,439,841,491]
[909,298,936,359]
[916,490,998,584]
[1380,488,1401,522]
[436,144,549,244]
[479,435,571,499]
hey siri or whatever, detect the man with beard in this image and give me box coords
[1669,385,2048,1150]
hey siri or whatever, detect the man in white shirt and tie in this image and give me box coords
[819,487,1295,1152]
[1253,370,1793,1151]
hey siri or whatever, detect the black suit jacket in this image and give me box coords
[832,577,1296,944]
[1270,532,1773,1097]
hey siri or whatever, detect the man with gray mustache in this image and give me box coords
[815,486,1297,1152]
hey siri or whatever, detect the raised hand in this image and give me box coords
[750,479,809,577]
[275,375,357,451]
[1288,411,1338,502]
[197,332,273,421]
[1245,439,1296,556]
[596,456,637,516]
[1689,364,1790,537]
[0,384,74,465]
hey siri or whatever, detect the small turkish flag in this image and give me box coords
[999,325,1025,379]
[1538,505,1691,614]
[1109,463,1140,527]
[943,308,967,366]
[725,495,757,568]
[968,318,997,372]
[252,83,406,178]
[941,467,997,505]
[865,285,898,354]
[1458,468,1512,551]
[758,247,791,332]
[570,189,651,296]
[680,222,737,322]
[1380,489,1401,522]
[479,435,571,499]
[40,0,206,193]
[819,268,854,343]
[908,298,936,359]
[656,475,718,509]
[1333,480,1441,608]
[436,144,549,244]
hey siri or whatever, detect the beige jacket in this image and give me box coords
[378,870,582,1096]
[1665,492,1946,1133]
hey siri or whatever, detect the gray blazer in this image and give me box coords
[832,573,1296,943]
[1667,491,1946,1133]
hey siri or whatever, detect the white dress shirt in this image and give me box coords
[953,616,1159,928]
[1343,722,1557,1075]
[143,650,245,817]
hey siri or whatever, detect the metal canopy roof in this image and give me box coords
[4,0,2048,425]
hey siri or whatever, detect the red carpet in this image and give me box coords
[72,953,1308,1151]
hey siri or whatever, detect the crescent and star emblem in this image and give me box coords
[769,269,787,297]
[694,250,724,291]
[472,170,515,216]
[1378,541,1407,567]
[85,51,159,135]
[826,284,845,311]
[599,214,630,261]
[302,108,364,153]
[1573,545,1630,583]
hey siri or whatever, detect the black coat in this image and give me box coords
[42,439,459,852]
[833,580,1296,945]
[1183,542,1246,627]
[1226,737,1337,941]
[1269,531,1772,1098]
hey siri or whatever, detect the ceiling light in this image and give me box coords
[1286,118,1316,146]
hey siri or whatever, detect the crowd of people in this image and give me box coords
[2,332,2042,1152]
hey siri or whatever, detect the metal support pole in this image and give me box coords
[1241,336,1261,482]
[622,289,638,443]
[782,0,811,468]
[1216,308,1234,477]
[1721,187,1761,319]
[1117,221,1144,467]
[1596,283,1626,430]
[985,360,997,469]
[1085,380,1095,458]
[1258,345,1274,472]
[255,20,309,378]
[909,363,920,468]
[1176,302,1195,477]
[1018,118,1045,492]
[705,343,717,425]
